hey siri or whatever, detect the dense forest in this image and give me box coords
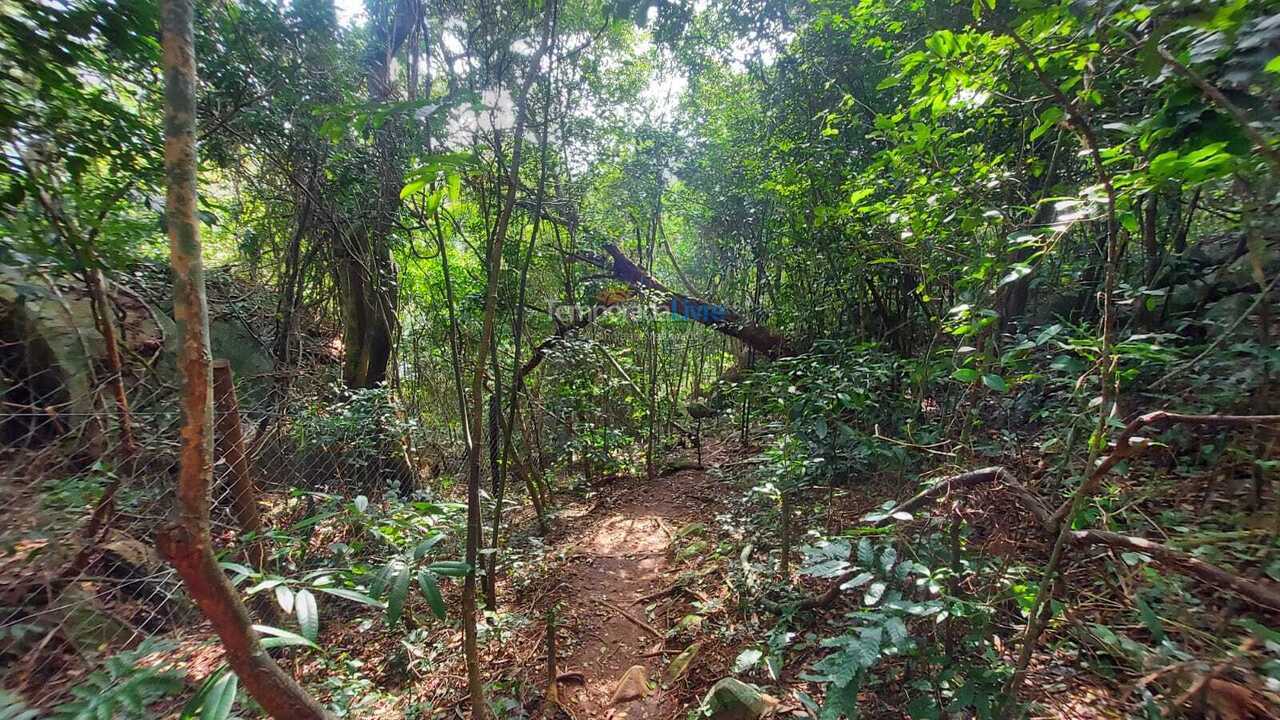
[2,0,1280,717]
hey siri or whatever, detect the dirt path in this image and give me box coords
[546,462,724,719]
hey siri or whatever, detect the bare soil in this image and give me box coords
[536,456,730,719]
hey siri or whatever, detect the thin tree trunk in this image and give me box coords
[461,8,557,715]
[433,209,470,445]
[780,488,792,581]
[85,269,138,458]
[154,3,332,716]
[488,69,555,599]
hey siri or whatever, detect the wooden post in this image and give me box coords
[212,359,271,574]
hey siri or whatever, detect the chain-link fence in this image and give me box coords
[0,328,452,714]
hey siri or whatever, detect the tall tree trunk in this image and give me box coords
[339,0,419,389]
[154,3,332,716]
[460,7,558,715]
[487,80,554,600]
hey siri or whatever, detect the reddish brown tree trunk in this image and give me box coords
[156,1,332,717]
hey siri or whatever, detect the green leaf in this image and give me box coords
[879,547,897,573]
[951,368,979,383]
[1030,106,1063,141]
[386,564,412,626]
[447,172,462,206]
[884,616,908,645]
[998,264,1032,287]
[864,581,887,606]
[1135,594,1166,644]
[981,374,1008,392]
[732,648,763,673]
[417,569,447,620]
[274,584,294,614]
[314,587,384,608]
[202,670,237,720]
[295,589,319,641]
[252,625,319,650]
[848,188,874,207]
[428,560,471,578]
[244,578,284,595]
[399,178,427,199]
[413,533,446,561]
[183,668,237,720]
[839,572,875,590]
[849,637,879,668]
[1267,55,1280,74]
[371,562,394,597]
[857,537,875,566]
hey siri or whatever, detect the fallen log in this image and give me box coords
[572,242,791,358]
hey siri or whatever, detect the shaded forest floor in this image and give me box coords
[398,434,1137,720]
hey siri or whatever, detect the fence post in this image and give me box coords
[212,359,271,575]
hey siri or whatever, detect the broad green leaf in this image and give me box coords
[848,188,874,207]
[864,581,887,606]
[839,572,875,590]
[252,624,319,650]
[884,616,908,645]
[218,562,256,580]
[413,533,446,561]
[447,172,462,206]
[998,264,1032,287]
[197,670,237,720]
[732,648,763,673]
[371,561,395,597]
[245,578,284,595]
[416,569,447,620]
[180,667,233,720]
[399,178,426,199]
[982,374,1008,392]
[314,587,384,608]
[849,637,879,668]
[1135,594,1166,643]
[274,584,294,614]
[386,564,412,626]
[857,537,874,566]
[428,560,471,577]
[295,589,319,641]
[880,547,897,573]
[1030,106,1063,141]
[951,368,979,383]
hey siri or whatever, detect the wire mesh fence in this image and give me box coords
[0,335,454,714]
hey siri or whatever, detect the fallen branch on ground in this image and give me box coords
[598,599,665,639]
[1069,530,1280,611]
